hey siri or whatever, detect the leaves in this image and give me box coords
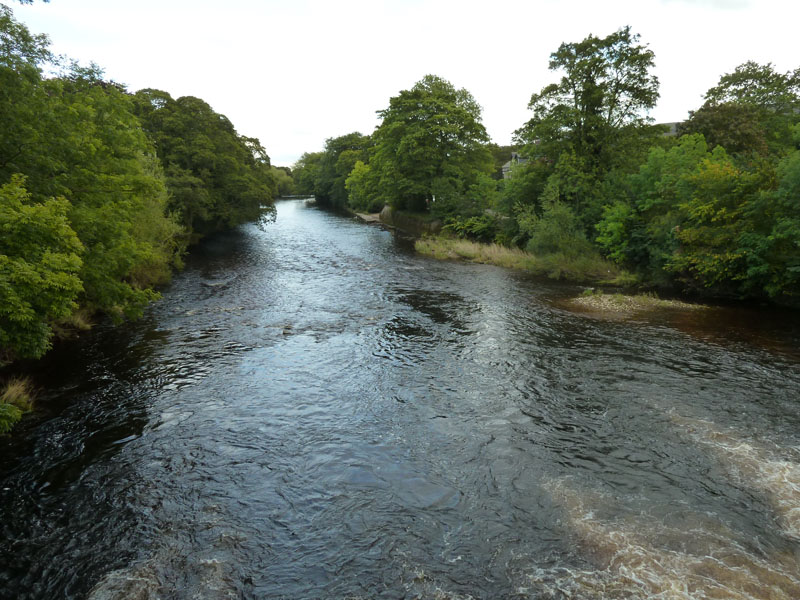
[516,26,659,173]
[132,90,277,235]
[370,75,493,211]
[684,62,800,156]
[0,175,83,359]
[313,132,371,209]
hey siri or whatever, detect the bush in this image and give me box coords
[518,190,593,257]
[442,214,501,243]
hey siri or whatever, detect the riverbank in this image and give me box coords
[354,212,382,224]
[362,206,631,285]
[414,236,633,285]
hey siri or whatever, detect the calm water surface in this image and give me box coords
[2,199,800,599]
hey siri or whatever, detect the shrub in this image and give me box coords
[518,191,593,257]
[442,214,501,243]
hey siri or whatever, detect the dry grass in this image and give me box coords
[570,291,707,315]
[52,308,94,339]
[0,377,34,433]
[1,377,34,411]
[415,237,628,284]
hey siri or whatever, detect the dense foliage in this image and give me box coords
[314,132,371,209]
[132,89,277,238]
[516,26,660,173]
[0,175,82,359]
[367,75,493,213]
[295,27,798,304]
[0,4,278,363]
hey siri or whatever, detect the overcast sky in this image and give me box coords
[11,0,798,166]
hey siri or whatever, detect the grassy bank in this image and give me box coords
[0,377,34,434]
[415,236,633,284]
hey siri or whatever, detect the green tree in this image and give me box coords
[370,74,493,212]
[0,175,83,360]
[666,153,764,293]
[516,26,660,174]
[596,134,710,283]
[597,132,800,300]
[132,89,276,236]
[315,132,371,208]
[704,61,800,111]
[292,151,323,196]
[676,147,799,300]
[39,69,181,317]
[345,160,383,213]
[749,145,800,298]
[678,102,768,155]
[517,178,593,257]
[682,62,800,156]
[2,9,183,322]
[0,3,52,177]
[271,165,294,197]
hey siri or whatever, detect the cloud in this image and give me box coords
[660,0,750,9]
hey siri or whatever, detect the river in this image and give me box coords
[2,198,800,599]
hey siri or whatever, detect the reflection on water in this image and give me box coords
[2,199,800,599]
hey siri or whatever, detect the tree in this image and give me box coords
[370,74,493,212]
[0,175,83,360]
[596,134,710,283]
[345,160,382,213]
[596,131,800,301]
[292,151,323,196]
[2,9,183,322]
[315,132,371,208]
[516,26,660,174]
[517,179,593,257]
[270,165,294,197]
[678,102,768,155]
[681,61,800,156]
[0,3,52,176]
[704,61,800,110]
[37,69,182,317]
[132,89,277,236]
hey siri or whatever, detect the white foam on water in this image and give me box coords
[86,561,161,600]
[532,478,800,600]
[670,413,800,541]
[87,548,239,600]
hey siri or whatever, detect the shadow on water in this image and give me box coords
[0,318,166,598]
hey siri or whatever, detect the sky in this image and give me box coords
[10,0,798,166]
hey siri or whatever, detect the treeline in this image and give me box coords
[293,26,800,304]
[0,4,278,365]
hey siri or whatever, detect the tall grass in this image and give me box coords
[0,377,34,433]
[415,237,631,284]
[51,307,94,340]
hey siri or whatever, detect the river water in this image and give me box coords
[2,199,800,599]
